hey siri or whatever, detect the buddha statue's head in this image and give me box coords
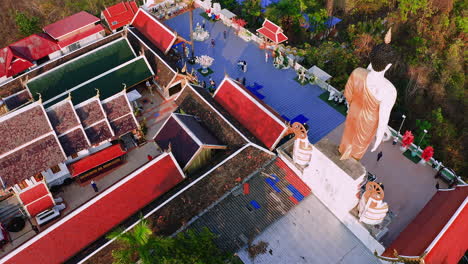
[369,43,396,73]
[369,28,397,74]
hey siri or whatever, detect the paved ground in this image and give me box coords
[164,9,345,143]
[323,124,446,246]
[237,195,382,264]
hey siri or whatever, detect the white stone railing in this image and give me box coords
[192,1,462,183]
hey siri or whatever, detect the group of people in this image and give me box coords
[237,60,248,73]
[201,78,217,92]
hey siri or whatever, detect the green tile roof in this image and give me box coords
[28,38,135,103]
[44,57,153,107]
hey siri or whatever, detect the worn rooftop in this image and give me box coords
[0,104,52,155]
[58,128,90,156]
[75,99,106,128]
[47,100,81,135]
[109,114,138,137]
[0,134,65,186]
[85,121,114,145]
[102,93,132,121]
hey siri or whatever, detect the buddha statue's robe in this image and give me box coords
[339,68,380,160]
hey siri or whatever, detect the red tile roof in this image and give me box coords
[25,195,55,217]
[0,47,33,77]
[103,1,138,31]
[9,33,60,61]
[0,33,60,77]
[68,144,126,177]
[383,186,468,263]
[56,24,105,48]
[256,19,288,44]
[43,11,100,39]
[18,183,49,205]
[263,19,280,34]
[2,153,185,264]
[131,8,177,53]
[213,78,287,150]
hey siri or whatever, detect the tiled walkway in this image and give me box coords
[164,9,345,143]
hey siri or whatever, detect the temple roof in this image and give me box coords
[75,99,106,128]
[58,128,90,156]
[43,11,100,40]
[3,90,32,110]
[85,120,114,145]
[383,185,468,263]
[154,113,224,169]
[102,93,132,121]
[0,134,66,186]
[213,78,287,150]
[102,1,138,31]
[47,100,81,135]
[2,153,185,264]
[130,8,177,53]
[0,103,54,155]
[109,114,138,138]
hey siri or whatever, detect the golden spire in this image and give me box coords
[181,62,187,73]
[37,93,42,103]
[67,92,72,101]
[95,88,100,98]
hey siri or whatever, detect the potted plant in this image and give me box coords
[400,131,414,152]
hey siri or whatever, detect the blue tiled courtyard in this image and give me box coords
[165,9,345,143]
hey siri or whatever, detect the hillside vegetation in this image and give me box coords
[0,0,130,47]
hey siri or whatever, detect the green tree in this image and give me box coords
[414,119,431,148]
[265,0,303,34]
[15,12,41,36]
[107,219,158,264]
[241,0,262,28]
[109,220,233,264]
[397,0,428,21]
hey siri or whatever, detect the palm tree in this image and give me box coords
[107,219,155,264]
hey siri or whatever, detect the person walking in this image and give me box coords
[223,30,227,39]
[202,20,206,29]
[265,52,269,63]
[377,151,383,162]
[147,154,153,162]
[91,180,99,192]
[201,80,207,89]
[211,39,215,48]
[243,61,248,73]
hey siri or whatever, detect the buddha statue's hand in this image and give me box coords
[371,128,392,152]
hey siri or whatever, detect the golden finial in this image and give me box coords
[224,68,229,78]
[95,88,100,98]
[181,62,187,73]
[384,27,392,44]
[122,83,127,91]
[67,92,72,100]
[37,93,42,103]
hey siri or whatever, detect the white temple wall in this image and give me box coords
[280,147,385,254]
